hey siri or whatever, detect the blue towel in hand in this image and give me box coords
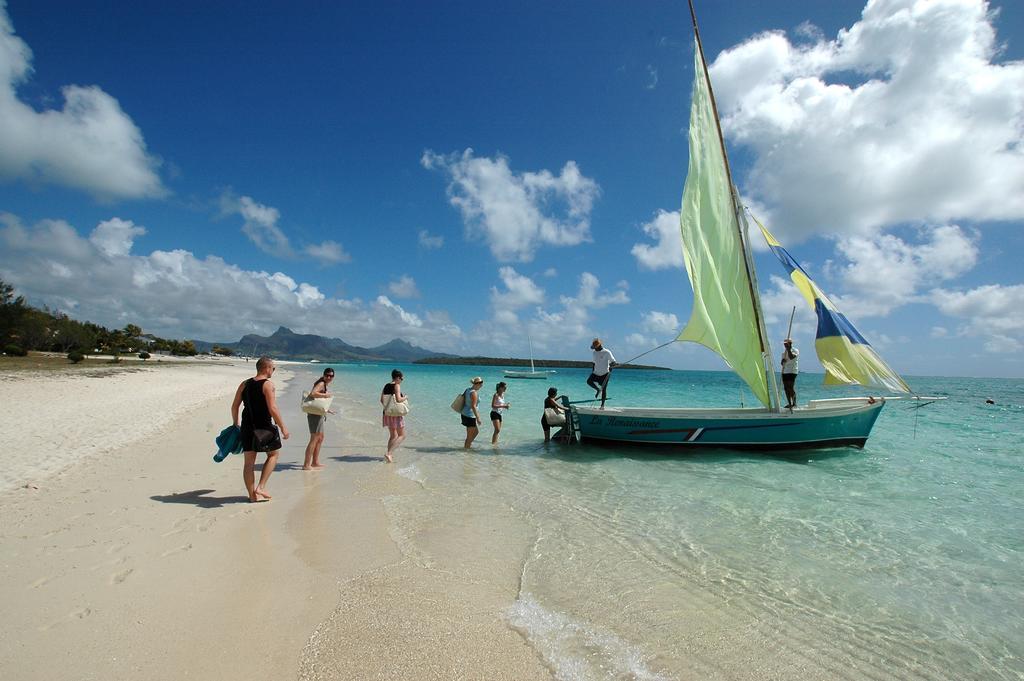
[213,425,242,462]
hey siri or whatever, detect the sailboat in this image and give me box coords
[572,2,917,449]
[504,335,556,379]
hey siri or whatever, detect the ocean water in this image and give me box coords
[308,362,1024,680]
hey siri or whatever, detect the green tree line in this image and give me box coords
[1,278,197,357]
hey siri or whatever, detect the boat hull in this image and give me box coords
[571,398,885,450]
[503,371,556,379]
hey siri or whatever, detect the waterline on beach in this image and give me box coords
[292,362,1023,680]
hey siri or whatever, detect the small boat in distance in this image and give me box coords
[504,336,555,379]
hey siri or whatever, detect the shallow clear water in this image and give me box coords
[307,362,1024,680]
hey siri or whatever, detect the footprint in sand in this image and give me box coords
[29,575,54,589]
[161,517,192,537]
[40,607,93,630]
[160,543,193,557]
[91,555,127,572]
[111,568,134,584]
[41,525,70,538]
[195,517,217,532]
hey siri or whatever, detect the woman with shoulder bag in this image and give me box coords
[461,377,484,449]
[303,367,335,470]
[380,369,408,463]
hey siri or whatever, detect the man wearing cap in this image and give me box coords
[781,338,799,409]
[587,338,617,407]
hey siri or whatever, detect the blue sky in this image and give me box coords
[1,0,1022,379]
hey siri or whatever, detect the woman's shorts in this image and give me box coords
[490,410,502,422]
[307,413,326,434]
[461,414,477,427]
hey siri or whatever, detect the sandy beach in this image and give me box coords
[0,360,553,680]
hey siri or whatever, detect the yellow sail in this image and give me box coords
[677,41,770,407]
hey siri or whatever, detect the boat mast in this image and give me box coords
[686,0,781,411]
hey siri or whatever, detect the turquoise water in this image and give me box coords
[308,362,1024,680]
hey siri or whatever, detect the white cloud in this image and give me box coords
[531,272,629,348]
[490,266,544,312]
[981,334,1022,354]
[374,295,423,328]
[472,270,629,356]
[830,224,977,317]
[930,283,1024,353]
[632,210,683,270]
[422,148,600,262]
[228,195,292,255]
[89,218,146,258]
[709,0,1024,240]
[0,213,461,349]
[646,65,659,90]
[221,193,351,265]
[640,310,680,335]
[930,326,948,338]
[418,230,444,249]
[388,274,420,299]
[303,240,351,265]
[626,332,652,346]
[0,6,164,199]
[559,272,629,310]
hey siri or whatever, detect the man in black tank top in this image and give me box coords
[231,356,290,502]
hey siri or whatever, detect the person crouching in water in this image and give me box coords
[490,381,510,444]
[541,387,566,442]
[461,377,484,449]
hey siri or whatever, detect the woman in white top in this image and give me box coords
[490,381,510,444]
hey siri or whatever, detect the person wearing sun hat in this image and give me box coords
[781,338,800,409]
[460,377,484,448]
[587,338,617,407]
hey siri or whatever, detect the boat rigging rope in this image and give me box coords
[618,339,678,367]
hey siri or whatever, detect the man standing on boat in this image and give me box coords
[781,338,799,409]
[587,338,616,407]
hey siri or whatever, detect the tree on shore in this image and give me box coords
[0,278,197,358]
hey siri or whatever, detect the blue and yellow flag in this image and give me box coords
[753,216,911,394]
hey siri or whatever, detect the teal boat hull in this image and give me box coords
[571,398,886,450]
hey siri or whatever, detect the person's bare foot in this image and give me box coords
[384,452,393,463]
[302,465,313,470]
[249,491,259,503]
[312,463,325,469]
[255,488,272,501]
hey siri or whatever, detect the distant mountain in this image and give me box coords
[193,326,456,362]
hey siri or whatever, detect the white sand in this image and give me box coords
[0,360,255,493]
[0,362,555,680]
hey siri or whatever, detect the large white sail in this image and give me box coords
[677,40,771,407]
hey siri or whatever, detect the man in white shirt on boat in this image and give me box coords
[781,338,799,409]
[587,338,616,407]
